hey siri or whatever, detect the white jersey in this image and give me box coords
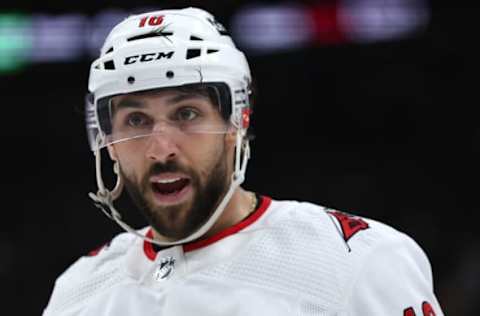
[43,197,443,316]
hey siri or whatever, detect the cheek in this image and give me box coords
[191,136,229,177]
[114,144,146,182]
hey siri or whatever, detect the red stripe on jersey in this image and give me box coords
[143,196,272,260]
[184,196,271,252]
[143,229,158,261]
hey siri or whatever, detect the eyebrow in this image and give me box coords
[112,98,146,112]
[111,93,210,115]
[165,93,210,105]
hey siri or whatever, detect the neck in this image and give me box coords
[202,187,254,239]
[152,187,254,243]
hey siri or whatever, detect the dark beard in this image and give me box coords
[122,151,229,241]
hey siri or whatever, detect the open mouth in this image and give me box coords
[153,178,190,194]
[151,177,191,203]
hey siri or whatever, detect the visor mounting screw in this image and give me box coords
[127,76,135,84]
[166,71,174,79]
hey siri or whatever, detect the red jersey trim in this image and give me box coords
[143,196,272,261]
[143,229,158,261]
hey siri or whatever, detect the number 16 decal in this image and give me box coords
[139,16,164,27]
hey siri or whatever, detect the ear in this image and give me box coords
[107,144,118,161]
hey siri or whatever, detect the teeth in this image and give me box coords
[156,178,181,184]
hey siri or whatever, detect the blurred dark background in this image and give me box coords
[1,0,478,315]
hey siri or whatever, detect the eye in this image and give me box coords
[125,112,151,127]
[176,107,199,121]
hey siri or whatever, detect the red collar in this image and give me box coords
[143,196,272,260]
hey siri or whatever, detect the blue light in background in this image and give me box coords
[30,14,87,62]
[231,4,313,53]
[339,0,430,43]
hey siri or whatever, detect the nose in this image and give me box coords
[144,128,179,163]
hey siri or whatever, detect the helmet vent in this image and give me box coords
[190,35,203,41]
[127,31,173,42]
[105,47,114,54]
[103,60,115,70]
[186,49,201,60]
[207,49,219,54]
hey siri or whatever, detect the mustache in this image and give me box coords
[147,161,190,177]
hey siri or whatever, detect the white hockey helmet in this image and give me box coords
[86,7,253,246]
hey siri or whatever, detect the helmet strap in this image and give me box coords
[88,129,250,247]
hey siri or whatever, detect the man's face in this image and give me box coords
[108,88,235,241]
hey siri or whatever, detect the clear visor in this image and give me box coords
[86,84,232,151]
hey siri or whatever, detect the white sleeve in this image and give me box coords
[345,233,444,316]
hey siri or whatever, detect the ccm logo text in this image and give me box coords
[124,51,174,65]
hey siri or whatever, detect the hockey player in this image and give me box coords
[43,7,444,316]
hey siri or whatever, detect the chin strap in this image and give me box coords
[88,129,250,247]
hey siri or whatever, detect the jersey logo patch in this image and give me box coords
[153,256,176,281]
[327,210,369,242]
